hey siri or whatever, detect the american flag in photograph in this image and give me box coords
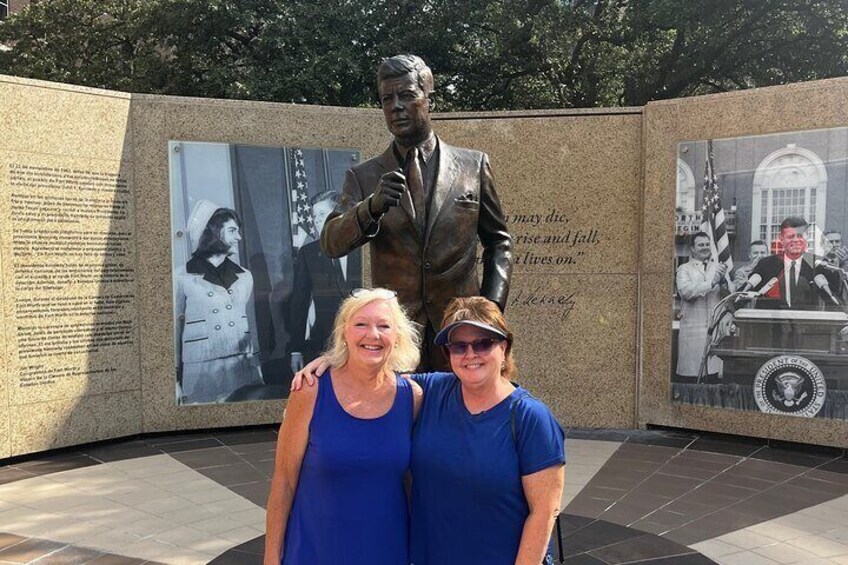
[701,140,734,277]
[291,148,317,245]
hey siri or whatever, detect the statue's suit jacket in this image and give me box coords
[321,138,513,332]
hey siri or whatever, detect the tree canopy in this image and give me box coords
[1,0,847,110]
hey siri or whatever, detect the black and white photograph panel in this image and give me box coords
[671,127,848,420]
[169,141,362,405]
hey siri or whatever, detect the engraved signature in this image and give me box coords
[509,286,577,321]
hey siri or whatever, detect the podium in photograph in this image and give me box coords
[712,308,848,417]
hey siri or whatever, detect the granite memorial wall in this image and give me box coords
[642,77,848,447]
[1,74,846,458]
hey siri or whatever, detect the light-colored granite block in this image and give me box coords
[10,391,141,455]
[0,75,131,163]
[435,112,642,275]
[507,272,638,429]
[0,75,138,457]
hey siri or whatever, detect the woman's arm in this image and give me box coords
[410,379,423,422]
[515,465,565,565]
[264,384,318,564]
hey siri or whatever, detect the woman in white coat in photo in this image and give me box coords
[176,200,264,404]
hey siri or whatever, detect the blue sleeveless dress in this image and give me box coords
[281,371,412,564]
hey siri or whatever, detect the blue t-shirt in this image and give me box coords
[409,372,565,565]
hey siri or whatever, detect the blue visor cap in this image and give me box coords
[434,320,508,346]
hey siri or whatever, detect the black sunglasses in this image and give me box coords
[444,338,503,357]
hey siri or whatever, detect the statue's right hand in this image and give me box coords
[291,356,331,391]
[369,170,407,215]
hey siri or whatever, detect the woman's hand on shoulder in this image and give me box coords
[290,356,330,391]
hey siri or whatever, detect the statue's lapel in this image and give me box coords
[425,142,458,242]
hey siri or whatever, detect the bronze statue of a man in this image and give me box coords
[321,54,513,370]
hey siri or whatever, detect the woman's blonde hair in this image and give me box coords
[323,288,421,372]
[441,297,516,380]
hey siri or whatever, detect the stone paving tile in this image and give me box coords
[0,538,66,563]
[0,469,36,487]
[27,544,103,564]
[152,439,225,454]
[648,555,717,564]
[714,552,780,564]
[0,454,265,564]
[693,494,848,564]
[168,447,246,469]
[12,455,100,477]
[561,555,607,564]
[561,518,653,558]
[751,541,819,564]
[587,533,698,563]
[208,549,263,565]
[85,556,150,565]
[687,435,765,458]
[0,535,25,552]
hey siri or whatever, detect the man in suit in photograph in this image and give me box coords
[823,229,848,271]
[290,190,360,372]
[732,239,770,290]
[321,54,513,370]
[750,216,842,310]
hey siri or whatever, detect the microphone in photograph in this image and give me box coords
[814,257,842,272]
[733,273,763,304]
[739,273,762,292]
[813,274,841,306]
[757,277,779,296]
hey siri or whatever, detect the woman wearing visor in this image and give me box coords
[293,295,565,565]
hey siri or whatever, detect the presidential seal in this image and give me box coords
[753,355,826,417]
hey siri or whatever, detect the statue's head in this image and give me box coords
[377,54,434,146]
[377,54,434,96]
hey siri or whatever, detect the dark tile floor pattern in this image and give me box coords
[566,431,848,547]
[0,426,845,564]
[206,515,719,565]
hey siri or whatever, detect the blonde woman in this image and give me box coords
[265,288,423,564]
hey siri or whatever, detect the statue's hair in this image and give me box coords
[323,288,421,372]
[377,54,434,95]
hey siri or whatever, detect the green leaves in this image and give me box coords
[1,0,846,109]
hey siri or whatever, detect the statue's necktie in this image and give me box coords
[405,146,425,231]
